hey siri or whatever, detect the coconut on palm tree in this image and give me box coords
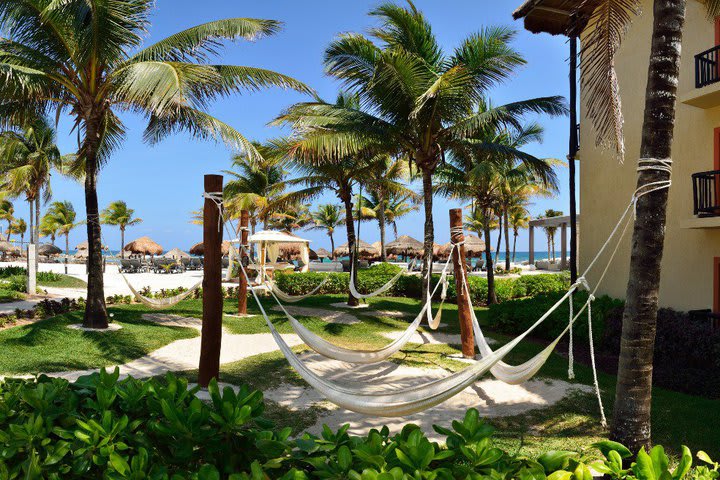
[309,204,345,258]
[44,201,80,274]
[101,201,142,259]
[274,2,566,300]
[0,1,312,329]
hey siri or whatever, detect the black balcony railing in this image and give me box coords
[695,45,720,88]
[692,170,720,217]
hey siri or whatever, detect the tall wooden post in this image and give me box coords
[199,174,223,387]
[568,35,579,282]
[450,209,475,358]
[238,210,249,316]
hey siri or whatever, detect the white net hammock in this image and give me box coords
[120,272,202,309]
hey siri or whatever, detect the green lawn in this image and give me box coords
[38,273,87,289]
[0,307,197,374]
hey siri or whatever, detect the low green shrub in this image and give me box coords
[0,370,715,479]
[275,264,569,306]
[0,266,26,278]
[37,271,63,283]
[487,291,623,344]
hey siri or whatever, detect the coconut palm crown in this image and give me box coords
[0,1,312,328]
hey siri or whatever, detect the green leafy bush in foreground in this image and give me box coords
[1,369,717,479]
[274,265,570,306]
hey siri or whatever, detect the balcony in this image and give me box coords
[683,170,720,228]
[681,45,720,108]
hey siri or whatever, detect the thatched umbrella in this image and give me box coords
[440,234,485,257]
[334,239,378,258]
[315,248,331,259]
[276,232,311,259]
[386,235,423,257]
[0,241,21,258]
[309,248,319,261]
[73,249,89,259]
[38,243,62,256]
[189,241,231,256]
[76,240,88,250]
[123,236,163,256]
[165,247,190,260]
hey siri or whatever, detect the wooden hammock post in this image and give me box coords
[199,174,224,387]
[238,210,249,316]
[450,208,475,358]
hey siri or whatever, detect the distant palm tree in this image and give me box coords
[0,117,77,255]
[268,204,312,233]
[0,200,14,241]
[384,193,420,240]
[101,201,143,259]
[275,3,566,300]
[0,2,312,328]
[39,214,59,245]
[224,142,287,233]
[45,201,80,274]
[541,209,563,263]
[508,204,530,264]
[309,204,345,259]
[9,218,26,245]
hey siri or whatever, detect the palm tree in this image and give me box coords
[573,0,720,450]
[101,201,143,259]
[541,209,563,263]
[309,204,345,258]
[508,203,530,264]
[0,117,76,257]
[0,199,13,241]
[359,156,417,261]
[268,204,312,233]
[274,3,565,300]
[39,213,59,245]
[437,119,556,305]
[224,141,287,233]
[9,218,26,245]
[385,192,420,240]
[0,2,312,329]
[44,201,80,274]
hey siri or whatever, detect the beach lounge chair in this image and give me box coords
[308,261,343,273]
[119,258,138,273]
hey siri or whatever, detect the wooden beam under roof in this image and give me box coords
[513,0,598,36]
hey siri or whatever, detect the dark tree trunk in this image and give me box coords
[378,192,387,262]
[569,35,579,283]
[483,218,497,305]
[504,209,511,271]
[329,233,335,260]
[82,158,109,329]
[610,0,685,453]
[512,231,518,264]
[65,234,69,275]
[341,190,358,306]
[35,198,39,271]
[420,169,434,304]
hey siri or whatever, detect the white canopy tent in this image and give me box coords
[232,230,312,282]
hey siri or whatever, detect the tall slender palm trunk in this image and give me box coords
[120,227,125,259]
[483,218,497,305]
[64,234,69,275]
[611,0,685,453]
[83,156,109,329]
[512,230,518,264]
[34,198,40,270]
[420,169,434,304]
[378,191,387,262]
[504,209,511,270]
[494,215,502,265]
[341,191,359,306]
[329,233,335,260]
[28,200,33,246]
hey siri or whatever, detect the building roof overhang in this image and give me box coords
[513,0,600,36]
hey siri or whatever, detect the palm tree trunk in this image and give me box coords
[378,191,387,262]
[329,233,335,260]
[65,233,69,275]
[341,191,358,306]
[34,198,39,271]
[120,227,125,259]
[611,0,685,453]
[420,169,434,304]
[504,209,511,271]
[483,218,497,305]
[512,230,518,264]
[82,154,109,329]
[494,215,502,266]
[28,200,33,246]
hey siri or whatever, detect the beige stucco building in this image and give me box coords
[516,0,720,314]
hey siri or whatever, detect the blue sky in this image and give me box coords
[28,0,575,253]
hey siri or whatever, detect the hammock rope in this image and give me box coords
[266,276,331,303]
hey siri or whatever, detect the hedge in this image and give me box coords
[274,264,570,306]
[0,370,711,479]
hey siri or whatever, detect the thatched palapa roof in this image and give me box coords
[38,243,62,256]
[165,248,190,260]
[189,241,231,256]
[334,239,378,257]
[123,236,163,255]
[0,241,20,255]
[385,235,423,256]
[441,235,485,257]
[315,248,331,258]
[512,0,599,36]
